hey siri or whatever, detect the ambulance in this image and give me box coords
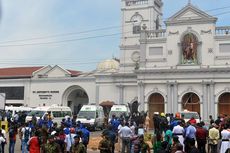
[180,110,200,123]
[5,106,33,116]
[25,104,72,124]
[76,105,104,130]
[109,104,128,120]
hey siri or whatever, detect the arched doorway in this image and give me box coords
[62,85,89,115]
[148,93,164,129]
[218,92,230,115]
[182,92,200,113]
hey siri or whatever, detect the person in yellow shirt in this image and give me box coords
[144,113,150,133]
[208,123,220,153]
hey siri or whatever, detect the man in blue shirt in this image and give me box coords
[80,125,90,149]
[184,122,196,152]
[110,115,120,132]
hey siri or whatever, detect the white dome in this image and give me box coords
[97,59,119,71]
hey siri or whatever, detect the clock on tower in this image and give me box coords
[131,13,143,34]
[120,0,163,70]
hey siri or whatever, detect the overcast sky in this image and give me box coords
[0,0,230,71]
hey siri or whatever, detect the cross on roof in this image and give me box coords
[188,0,191,4]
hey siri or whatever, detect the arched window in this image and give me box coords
[182,92,200,113]
[218,92,230,115]
[181,33,198,64]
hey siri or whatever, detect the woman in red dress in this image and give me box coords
[28,131,40,153]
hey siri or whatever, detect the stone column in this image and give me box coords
[167,83,172,113]
[95,85,100,105]
[173,82,178,114]
[138,81,145,111]
[24,81,31,106]
[210,81,215,118]
[202,82,208,122]
[118,84,124,104]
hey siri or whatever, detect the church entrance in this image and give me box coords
[63,85,89,115]
[182,92,200,113]
[148,93,164,129]
[218,92,230,115]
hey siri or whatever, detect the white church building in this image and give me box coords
[1,0,230,124]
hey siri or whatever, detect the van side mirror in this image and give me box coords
[96,112,98,118]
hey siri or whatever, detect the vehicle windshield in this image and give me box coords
[109,111,126,118]
[28,110,45,118]
[181,112,199,119]
[78,111,95,119]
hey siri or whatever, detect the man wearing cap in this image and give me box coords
[70,135,86,153]
[153,112,161,134]
[160,112,168,132]
[208,123,220,153]
[42,135,61,153]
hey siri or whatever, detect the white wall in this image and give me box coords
[123,86,137,103]
[98,84,118,104]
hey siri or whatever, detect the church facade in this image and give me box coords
[1,0,230,123]
[117,0,230,122]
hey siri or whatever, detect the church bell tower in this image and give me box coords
[120,0,163,71]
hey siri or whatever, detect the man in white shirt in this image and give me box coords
[21,123,31,153]
[13,113,19,123]
[64,128,76,153]
[118,122,132,153]
[1,129,6,153]
[172,121,185,150]
[0,132,5,153]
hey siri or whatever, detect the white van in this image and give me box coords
[109,105,128,120]
[76,105,104,130]
[180,110,200,123]
[25,105,72,124]
[5,106,33,116]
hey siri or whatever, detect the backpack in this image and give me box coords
[160,117,168,127]
[24,128,30,142]
[9,128,15,138]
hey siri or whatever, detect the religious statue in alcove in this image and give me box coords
[182,33,198,64]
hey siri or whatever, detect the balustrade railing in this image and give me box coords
[145,29,166,39]
[215,26,230,36]
[125,0,148,6]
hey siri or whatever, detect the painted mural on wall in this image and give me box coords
[182,33,198,64]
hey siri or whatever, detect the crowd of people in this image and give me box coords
[1,109,230,153]
[99,113,151,153]
[151,113,230,153]
[99,112,230,153]
[2,111,90,153]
